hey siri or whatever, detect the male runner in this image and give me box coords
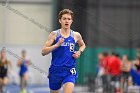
[42,9,86,93]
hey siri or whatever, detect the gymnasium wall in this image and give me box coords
[0,0,53,85]
[0,3,52,45]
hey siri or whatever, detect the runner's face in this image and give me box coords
[59,14,73,29]
[22,52,26,58]
[1,50,6,58]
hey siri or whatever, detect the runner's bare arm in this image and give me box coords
[127,62,132,71]
[42,31,64,56]
[17,59,22,67]
[73,32,86,59]
[27,59,31,66]
[75,32,86,53]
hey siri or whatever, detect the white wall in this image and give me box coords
[0,2,53,85]
[0,3,52,45]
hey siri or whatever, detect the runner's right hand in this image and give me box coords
[56,37,64,46]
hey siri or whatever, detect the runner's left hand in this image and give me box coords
[72,51,81,59]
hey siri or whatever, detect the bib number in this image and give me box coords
[70,68,76,75]
[70,43,75,52]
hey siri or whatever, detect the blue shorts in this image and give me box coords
[19,70,28,77]
[48,66,78,90]
[130,69,140,86]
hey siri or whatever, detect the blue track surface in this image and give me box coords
[5,84,85,93]
[6,84,50,93]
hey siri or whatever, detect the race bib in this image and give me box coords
[70,68,76,75]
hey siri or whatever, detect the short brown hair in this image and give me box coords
[22,49,26,54]
[58,9,74,20]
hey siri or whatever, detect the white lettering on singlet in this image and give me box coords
[61,42,75,52]
[61,42,70,46]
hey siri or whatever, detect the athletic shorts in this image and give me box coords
[19,70,28,77]
[0,70,8,78]
[48,66,78,90]
[0,73,7,78]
